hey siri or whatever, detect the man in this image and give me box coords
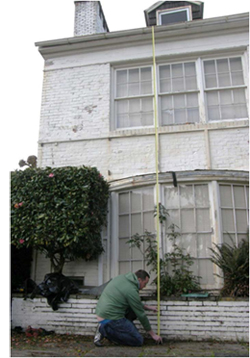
[94,270,162,346]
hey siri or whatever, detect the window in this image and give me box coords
[159,62,199,125]
[114,67,154,129]
[113,55,248,130]
[219,184,249,246]
[118,188,155,274]
[203,57,248,121]
[163,184,214,285]
[157,7,192,26]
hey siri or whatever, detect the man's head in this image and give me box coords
[135,270,150,290]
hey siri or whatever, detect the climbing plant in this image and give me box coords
[11,166,110,273]
[127,205,201,296]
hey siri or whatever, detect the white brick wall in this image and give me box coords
[12,297,249,341]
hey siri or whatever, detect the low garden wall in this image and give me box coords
[11,295,249,342]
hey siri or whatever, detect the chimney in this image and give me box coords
[74,1,109,36]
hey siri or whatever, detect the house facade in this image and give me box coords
[33,1,249,291]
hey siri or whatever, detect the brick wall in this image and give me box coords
[11,296,249,342]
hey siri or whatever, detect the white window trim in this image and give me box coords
[201,55,248,123]
[111,53,248,131]
[113,65,155,131]
[156,6,192,26]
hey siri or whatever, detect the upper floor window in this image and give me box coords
[114,67,154,129]
[157,6,192,26]
[159,61,199,125]
[203,57,248,121]
[112,55,248,130]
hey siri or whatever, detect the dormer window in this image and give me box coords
[157,6,192,26]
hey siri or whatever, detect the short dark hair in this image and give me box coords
[135,270,150,280]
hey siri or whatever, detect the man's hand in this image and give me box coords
[144,305,158,312]
[148,330,163,344]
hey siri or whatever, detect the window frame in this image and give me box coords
[158,59,200,126]
[111,54,248,131]
[156,6,192,26]
[218,183,249,246]
[113,65,154,130]
[201,55,248,122]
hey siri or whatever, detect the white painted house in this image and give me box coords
[33,1,249,291]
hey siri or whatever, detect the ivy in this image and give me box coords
[11,166,110,273]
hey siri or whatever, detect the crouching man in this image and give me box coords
[94,270,162,346]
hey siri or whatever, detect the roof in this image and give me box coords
[144,1,203,14]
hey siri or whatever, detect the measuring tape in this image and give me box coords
[152,26,161,335]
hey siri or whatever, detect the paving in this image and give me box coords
[10,332,249,357]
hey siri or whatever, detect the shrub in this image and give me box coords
[210,237,249,297]
[11,166,110,273]
[127,207,201,296]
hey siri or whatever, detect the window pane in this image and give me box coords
[119,238,130,260]
[182,233,196,256]
[205,74,217,88]
[132,245,143,260]
[173,78,184,91]
[232,72,244,86]
[175,109,186,123]
[119,261,130,274]
[235,210,248,232]
[230,57,242,71]
[142,189,154,210]
[129,98,140,113]
[195,185,209,207]
[207,92,219,106]
[220,90,232,104]
[181,209,195,232]
[172,64,183,77]
[234,186,246,208]
[223,233,235,246]
[141,67,151,81]
[187,93,198,107]
[143,211,155,232]
[119,215,129,237]
[132,261,144,272]
[234,88,246,103]
[221,209,235,232]
[174,94,185,109]
[184,62,196,76]
[131,213,141,235]
[208,106,220,121]
[180,185,194,207]
[199,260,214,285]
[128,83,139,96]
[197,209,210,231]
[217,59,229,73]
[197,234,211,258]
[204,60,216,75]
[218,73,231,87]
[131,191,141,212]
[119,193,129,213]
[167,209,180,228]
[220,185,233,207]
[129,68,139,82]
[117,100,128,114]
[165,187,179,208]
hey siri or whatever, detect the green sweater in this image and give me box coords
[95,272,151,332]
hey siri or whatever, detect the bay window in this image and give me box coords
[219,184,249,246]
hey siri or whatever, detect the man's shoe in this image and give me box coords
[94,323,104,347]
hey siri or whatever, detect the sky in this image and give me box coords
[2,0,249,173]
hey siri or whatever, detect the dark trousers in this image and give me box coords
[99,309,143,346]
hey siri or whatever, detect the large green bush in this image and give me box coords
[11,166,109,273]
[210,237,249,297]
